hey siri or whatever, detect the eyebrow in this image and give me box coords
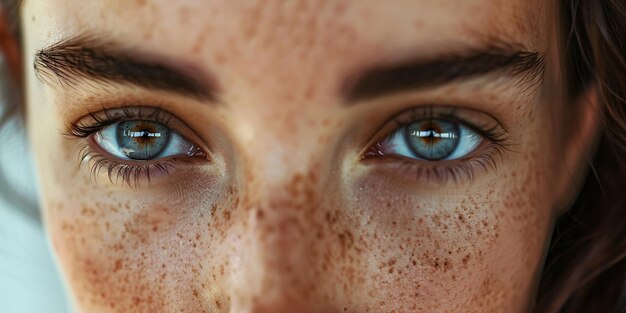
[34,36,218,102]
[342,47,545,103]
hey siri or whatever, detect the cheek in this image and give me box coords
[48,201,191,311]
[44,181,232,312]
[347,170,553,312]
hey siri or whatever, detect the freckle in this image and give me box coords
[223,210,231,222]
[177,6,191,25]
[256,209,265,220]
[462,254,471,265]
[299,85,315,101]
[113,259,123,272]
[413,19,424,29]
[190,30,209,55]
[210,203,218,217]
[214,52,228,65]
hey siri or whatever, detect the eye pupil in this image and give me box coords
[117,121,171,160]
[406,119,460,160]
[419,124,442,144]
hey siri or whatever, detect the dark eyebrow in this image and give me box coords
[342,47,545,103]
[34,36,218,102]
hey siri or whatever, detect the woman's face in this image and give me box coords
[21,0,580,312]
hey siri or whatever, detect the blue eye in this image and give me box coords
[94,120,199,161]
[383,118,483,161]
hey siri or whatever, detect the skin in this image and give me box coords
[12,0,599,312]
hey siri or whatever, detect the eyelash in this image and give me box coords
[362,106,511,184]
[65,107,198,187]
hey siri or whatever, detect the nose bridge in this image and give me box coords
[244,119,319,181]
[242,124,323,261]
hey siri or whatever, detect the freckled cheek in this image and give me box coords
[45,195,230,311]
[349,179,507,309]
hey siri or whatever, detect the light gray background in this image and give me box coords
[1,57,70,312]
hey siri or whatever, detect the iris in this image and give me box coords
[405,119,459,160]
[116,121,171,160]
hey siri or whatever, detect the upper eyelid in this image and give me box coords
[431,114,508,144]
[390,106,507,132]
[68,106,178,133]
[64,106,208,148]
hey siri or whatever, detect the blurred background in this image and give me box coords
[0,58,69,312]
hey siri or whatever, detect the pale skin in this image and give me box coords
[17,0,600,312]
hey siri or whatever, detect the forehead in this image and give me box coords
[30,0,548,50]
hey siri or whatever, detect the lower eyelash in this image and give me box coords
[376,142,507,185]
[77,143,176,188]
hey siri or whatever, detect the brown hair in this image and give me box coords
[0,0,21,125]
[536,0,626,312]
[0,0,624,312]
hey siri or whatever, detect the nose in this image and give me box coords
[225,169,333,313]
